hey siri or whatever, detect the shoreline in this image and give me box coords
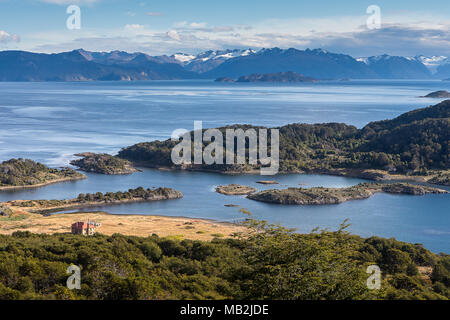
[0,175,87,191]
[134,163,449,186]
[3,189,183,215]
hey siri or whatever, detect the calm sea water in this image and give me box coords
[0,80,448,252]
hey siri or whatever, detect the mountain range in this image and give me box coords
[0,47,449,81]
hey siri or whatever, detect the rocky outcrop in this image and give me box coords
[216,184,257,195]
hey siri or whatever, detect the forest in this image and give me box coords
[118,101,449,176]
[0,218,448,300]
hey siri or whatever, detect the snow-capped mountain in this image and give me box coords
[356,54,432,79]
[1,47,449,81]
[415,55,449,74]
[171,53,197,64]
[205,48,377,79]
[171,49,257,73]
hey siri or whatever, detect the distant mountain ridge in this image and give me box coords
[356,54,432,79]
[0,49,198,81]
[0,47,448,81]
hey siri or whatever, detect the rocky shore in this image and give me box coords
[215,184,257,195]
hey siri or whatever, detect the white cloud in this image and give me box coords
[0,30,20,43]
[167,30,181,41]
[16,10,450,57]
[125,24,145,31]
[189,22,207,28]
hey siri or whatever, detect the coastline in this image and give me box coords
[2,189,183,215]
[134,163,450,186]
[0,175,87,191]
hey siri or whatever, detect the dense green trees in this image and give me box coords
[117,101,450,175]
[0,218,448,300]
[0,158,83,187]
[70,153,137,175]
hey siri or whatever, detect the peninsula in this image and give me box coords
[0,158,85,190]
[1,187,183,215]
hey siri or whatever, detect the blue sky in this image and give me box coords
[1,0,450,57]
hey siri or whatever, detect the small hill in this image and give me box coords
[421,91,450,98]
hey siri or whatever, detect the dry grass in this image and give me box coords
[0,210,246,241]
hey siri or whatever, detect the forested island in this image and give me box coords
[215,71,318,83]
[247,182,447,205]
[0,217,449,300]
[1,187,183,215]
[117,100,450,185]
[0,159,85,190]
[70,152,138,175]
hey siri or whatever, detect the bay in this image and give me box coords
[0,79,448,252]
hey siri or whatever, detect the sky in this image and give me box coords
[0,0,450,57]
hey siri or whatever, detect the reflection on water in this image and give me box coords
[0,168,448,253]
[0,80,449,252]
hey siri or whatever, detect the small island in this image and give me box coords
[256,180,279,185]
[215,71,318,83]
[70,152,138,175]
[2,187,183,215]
[0,158,85,190]
[215,184,257,195]
[421,90,450,98]
[247,183,448,205]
